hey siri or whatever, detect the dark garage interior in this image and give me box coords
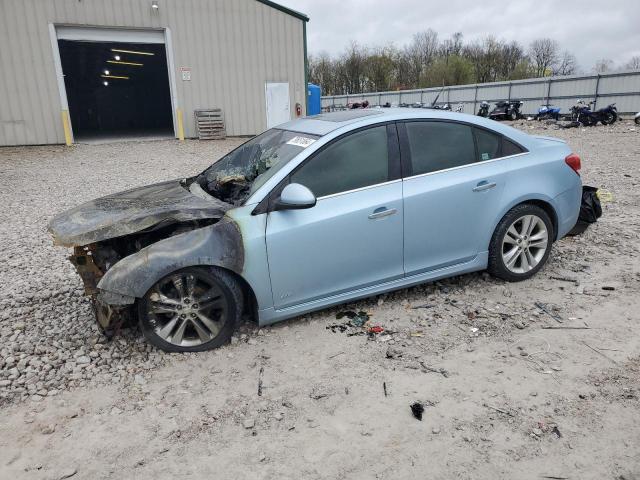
[58,40,174,142]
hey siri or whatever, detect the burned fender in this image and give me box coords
[97,217,244,302]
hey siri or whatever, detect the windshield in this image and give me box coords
[196,128,320,205]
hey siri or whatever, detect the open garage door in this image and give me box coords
[56,27,174,143]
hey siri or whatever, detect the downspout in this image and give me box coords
[303,20,309,115]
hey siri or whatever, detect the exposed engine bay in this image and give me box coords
[68,218,220,335]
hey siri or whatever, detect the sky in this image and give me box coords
[278,0,640,71]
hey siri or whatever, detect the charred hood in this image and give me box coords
[48,180,232,247]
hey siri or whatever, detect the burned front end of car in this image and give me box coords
[47,179,232,336]
[68,242,131,334]
[66,221,218,335]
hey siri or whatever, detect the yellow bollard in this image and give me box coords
[61,110,72,146]
[177,108,185,141]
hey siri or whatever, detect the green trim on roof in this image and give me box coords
[256,0,309,21]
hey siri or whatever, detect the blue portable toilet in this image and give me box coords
[307,83,321,115]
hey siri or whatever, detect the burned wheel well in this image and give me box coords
[132,265,259,325]
[224,269,259,323]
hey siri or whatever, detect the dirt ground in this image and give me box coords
[0,120,639,480]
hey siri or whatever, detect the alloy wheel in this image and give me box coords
[501,214,549,274]
[146,271,229,347]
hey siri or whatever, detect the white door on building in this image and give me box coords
[265,82,291,128]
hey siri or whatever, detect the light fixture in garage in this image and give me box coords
[111,48,155,56]
[114,55,121,61]
[107,60,144,66]
[101,74,130,80]
[103,81,109,86]
[151,1,159,10]
[104,70,110,75]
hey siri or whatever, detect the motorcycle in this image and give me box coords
[348,100,370,110]
[537,104,561,121]
[635,111,640,125]
[489,100,523,121]
[571,100,618,126]
[477,101,489,117]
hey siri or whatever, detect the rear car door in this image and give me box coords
[265,124,403,309]
[400,120,518,275]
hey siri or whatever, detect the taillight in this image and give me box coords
[565,153,581,175]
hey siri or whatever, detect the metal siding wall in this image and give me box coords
[379,93,396,105]
[448,88,475,102]
[0,0,305,145]
[322,72,640,116]
[511,82,548,100]
[550,77,597,97]
[596,95,634,112]
[477,84,510,101]
[0,1,62,145]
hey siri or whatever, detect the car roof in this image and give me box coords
[278,109,385,136]
[278,108,535,147]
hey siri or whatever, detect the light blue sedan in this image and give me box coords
[49,109,582,352]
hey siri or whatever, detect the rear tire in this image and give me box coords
[138,267,243,352]
[488,204,554,282]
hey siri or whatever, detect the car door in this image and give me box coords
[400,120,513,276]
[265,124,403,309]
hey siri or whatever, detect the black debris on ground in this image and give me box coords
[410,402,425,421]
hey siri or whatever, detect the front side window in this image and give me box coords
[405,121,476,175]
[290,126,389,198]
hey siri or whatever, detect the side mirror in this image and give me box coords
[274,183,316,211]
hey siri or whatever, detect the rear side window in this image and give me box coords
[405,121,475,175]
[474,128,501,161]
[502,138,525,156]
[290,126,389,198]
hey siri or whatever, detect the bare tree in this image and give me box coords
[309,52,338,94]
[593,58,613,74]
[440,32,463,63]
[405,29,439,86]
[464,37,511,83]
[363,46,396,92]
[308,30,582,95]
[553,51,578,76]
[339,42,367,94]
[529,38,559,77]
[499,41,527,79]
[624,56,640,70]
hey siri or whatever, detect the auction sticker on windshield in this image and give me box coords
[286,136,316,148]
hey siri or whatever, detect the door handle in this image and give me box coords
[473,181,497,192]
[368,207,397,219]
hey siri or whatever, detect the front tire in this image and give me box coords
[138,267,243,352]
[601,111,617,125]
[488,204,553,282]
[509,110,518,121]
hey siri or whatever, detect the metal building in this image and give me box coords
[0,0,309,146]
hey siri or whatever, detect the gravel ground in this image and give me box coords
[0,121,639,479]
[0,138,244,404]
